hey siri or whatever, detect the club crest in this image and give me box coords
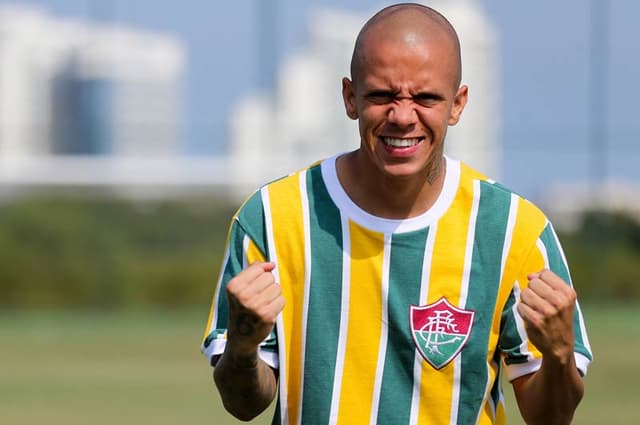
[409,297,475,370]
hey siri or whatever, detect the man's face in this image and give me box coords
[342,33,467,180]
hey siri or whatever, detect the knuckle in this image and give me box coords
[225,283,240,300]
[541,304,557,318]
[564,285,577,300]
[244,298,260,312]
[258,308,276,324]
[227,275,244,292]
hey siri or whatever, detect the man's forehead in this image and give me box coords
[360,16,454,50]
[359,5,456,43]
[351,4,462,89]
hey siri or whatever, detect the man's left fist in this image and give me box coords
[517,269,576,362]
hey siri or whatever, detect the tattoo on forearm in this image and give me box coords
[236,313,259,336]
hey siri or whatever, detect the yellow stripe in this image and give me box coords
[267,172,306,425]
[510,198,546,356]
[476,363,499,425]
[418,170,474,425]
[494,400,507,425]
[461,162,489,182]
[246,237,266,264]
[477,197,546,422]
[337,222,385,424]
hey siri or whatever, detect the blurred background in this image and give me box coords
[0,0,638,424]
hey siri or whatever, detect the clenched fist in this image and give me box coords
[517,269,576,362]
[225,262,286,355]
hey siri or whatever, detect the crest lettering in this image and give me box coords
[409,297,475,369]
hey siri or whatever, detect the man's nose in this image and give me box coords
[387,100,417,127]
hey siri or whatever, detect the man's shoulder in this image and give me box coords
[257,158,325,196]
[235,159,327,219]
[458,160,548,224]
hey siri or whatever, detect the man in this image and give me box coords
[202,3,592,424]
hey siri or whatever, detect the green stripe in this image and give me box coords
[236,190,269,259]
[300,165,344,424]
[458,181,511,424]
[499,289,530,365]
[271,396,281,425]
[205,192,269,347]
[211,219,246,333]
[489,351,503,416]
[376,228,429,425]
[539,225,592,361]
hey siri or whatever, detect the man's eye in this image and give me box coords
[366,92,395,104]
[414,94,441,107]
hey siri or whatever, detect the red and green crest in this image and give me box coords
[410,297,475,370]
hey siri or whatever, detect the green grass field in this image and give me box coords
[1,304,637,425]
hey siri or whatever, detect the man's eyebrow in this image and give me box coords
[413,91,445,101]
[364,89,396,96]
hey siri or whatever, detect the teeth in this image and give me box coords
[383,137,420,147]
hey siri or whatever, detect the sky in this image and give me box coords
[5,0,640,197]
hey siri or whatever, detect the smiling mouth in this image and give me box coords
[382,137,423,148]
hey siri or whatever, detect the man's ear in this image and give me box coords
[342,77,358,120]
[448,84,468,126]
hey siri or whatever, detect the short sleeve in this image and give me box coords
[499,222,593,381]
[200,211,279,369]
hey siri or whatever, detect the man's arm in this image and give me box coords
[213,262,285,421]
[513,269,584,425]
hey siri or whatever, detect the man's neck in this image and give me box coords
[335,151,446,220]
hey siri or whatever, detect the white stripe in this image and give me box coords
[244,229,280,369]
[470,193,516,425]
[549,222,572,283]
[512,280,533,361]
[328,213,351,425]
[369,234,392,425]
[474,367,495,425]
[449,179,481,425]
[209,244,230,340]
[261,186,288,425]
[296,171,312,425]
[409,222,437,425]
[449,356,463,425]
[536,238,550,268]
[536,232,593,362]
[499,195,519,284]
[549,224,593,355]
[242,234,250,269]
[459,179,481,307]
[573,299,593,358]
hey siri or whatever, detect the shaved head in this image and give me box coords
[350,3,462,89]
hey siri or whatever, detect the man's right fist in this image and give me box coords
[225,262,285,354]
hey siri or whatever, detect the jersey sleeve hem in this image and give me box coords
[203,338,280,370]
[575,352,591,377]
[506,352,592,382]
[505,358,542,382]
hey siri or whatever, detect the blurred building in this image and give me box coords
[541,180,640,231]
[229,0,501,188]
[0,5,184,158]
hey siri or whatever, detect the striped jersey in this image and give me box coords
[202,155,593,425]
